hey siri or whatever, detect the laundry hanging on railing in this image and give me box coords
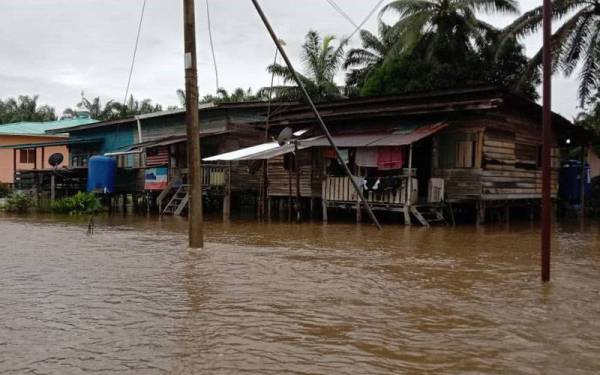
[377,146,406,170]
[355,148,378,168]
[324,148,349,164]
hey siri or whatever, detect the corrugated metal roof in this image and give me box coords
[0,118,98,135]
[0,138,104,149]
[201,123,447,162]
[301,122,447,147]
[107,130,230,156]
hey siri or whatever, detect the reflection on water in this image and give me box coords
[1,213,599,374]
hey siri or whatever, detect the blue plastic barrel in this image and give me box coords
[559,160,591,203]
[87,156,117,194]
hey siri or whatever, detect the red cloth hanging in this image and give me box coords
[323,148,337,159]
[377,146,405,170]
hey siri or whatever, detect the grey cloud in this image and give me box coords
[0,0,582,118]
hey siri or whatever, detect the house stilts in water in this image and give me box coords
[4,88,584,225]
[6,102,287,213]
[208,88,577,225]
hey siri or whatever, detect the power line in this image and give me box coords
[343,0,386,43]
[123,0,147,105]
[205,0,220,92]
[324,0,358,28]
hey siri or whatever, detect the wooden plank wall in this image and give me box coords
[267,149,319,197]
[432,112,560,201]
[217,133,262,193]
[481,115,559,200]
[433,168,483,199]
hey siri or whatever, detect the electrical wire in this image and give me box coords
[342,0,386,43]
[123,0,147,105]
[324,0,358,28]
[113,0,146,164]
[205,0,220,92]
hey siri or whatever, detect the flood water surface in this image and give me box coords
[1,214,600,374]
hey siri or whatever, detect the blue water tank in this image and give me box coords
[87,156,117,194]
[559,160,592,203]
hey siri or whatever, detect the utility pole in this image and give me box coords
[541,0,552,282]
[251,0,382,230]
[184,0,204,249]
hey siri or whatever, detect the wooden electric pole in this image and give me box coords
[184,0,204,249]
[541,0,552,282]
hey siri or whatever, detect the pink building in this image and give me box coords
[0,118,97,185]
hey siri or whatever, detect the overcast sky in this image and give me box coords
[0,0,580,119]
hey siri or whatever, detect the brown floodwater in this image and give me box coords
[1,213,599,374]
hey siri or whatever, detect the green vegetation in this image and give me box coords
[503,0,600,105]
[4,192,33,213]
[51,192,103,215]
[356,0,537,99]
[344,22,397,95]
[265,30,347,102]
[0,95,56,124]
[63,94,163,121]
[0,183,10,198]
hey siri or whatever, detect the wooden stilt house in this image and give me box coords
[207,88,575,225]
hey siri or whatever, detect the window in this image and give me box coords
[515,143,540,170]
[71,154,89,168]
[438,133,477,169]
[19,149,36,164]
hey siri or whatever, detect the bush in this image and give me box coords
[4,192,32,213]
[51,192,103,215]
[0,183,10,198]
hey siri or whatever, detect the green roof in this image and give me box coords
[0,118,98,135]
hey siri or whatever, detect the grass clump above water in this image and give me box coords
[51,192,103,215]
[4,192,33,213]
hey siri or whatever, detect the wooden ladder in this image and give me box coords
[410,204,447,227]
[162,184,189,216]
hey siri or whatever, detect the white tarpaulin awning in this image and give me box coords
[203,142,297,161]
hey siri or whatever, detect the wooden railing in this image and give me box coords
[322,176,418,206]
[176,165,227,187]
[202,165,226,186]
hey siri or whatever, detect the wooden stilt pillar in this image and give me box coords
[267,196,272,220]
[223,166,231,221]
[309,197,315,220]
[122,193,127,213]
[50,174,56,202]
[404,144,414,226]
[448,202,456,226]
[322,198,328,223]
[356,198,362,223]
[476,201,486,225]
[279,197,285,218]
[529,204,535,222]
[403,206,411,226]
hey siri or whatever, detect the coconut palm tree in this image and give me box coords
[343,21,396,91]
[382,0,519,63]
[263,30,347,102]
[0,95,56,124]
[64,95,162,121]
[503,0,600,105]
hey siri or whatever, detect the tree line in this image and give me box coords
[2,0,599,131]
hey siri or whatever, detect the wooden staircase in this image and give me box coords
[410,204,447,227]
[162,184,189,216]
